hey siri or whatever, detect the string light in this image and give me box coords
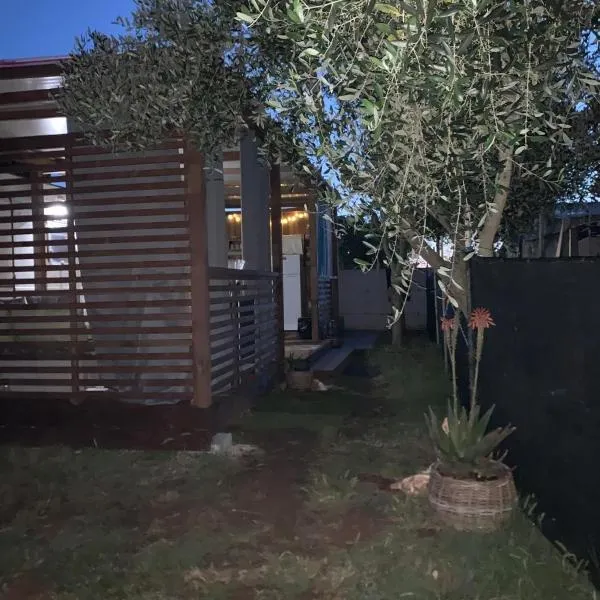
[228,210,309,226]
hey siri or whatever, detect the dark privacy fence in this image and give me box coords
[465,258,600,577]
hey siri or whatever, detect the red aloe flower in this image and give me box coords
[469,307,495,330]
[440,317,455,332]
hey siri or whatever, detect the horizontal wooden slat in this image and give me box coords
[0,134,70,152]
[25,220,188,235]
[0,391,194,402]
[209,329,236,344]
[208,267,278,280]
[0,154,68,170]
[0,186,67,199]
[0,88,61,105]
[0,259,190,274]
[71,206,188,220]
[71,154,184,170]
[209,285,272,295]
[4,274,190,286]
[211,361,237,380]
[0,107,60,121]
[3,325,191,335]
[0,339,189,351]
[0,232,190,250]
[69,167,184,182]
[0,285,190,298]
[3,171,184,188]
[79,352,191,361]
[0,62,63,80]
[0,180,186,199]
[0,311,190,323]
[2,365,192,374]
[0,299,190,311]
[69,193,187,209]
[89,339,190,349]
[211,352,236,369]
[0,246,190,261]
[210,291,274,303]
[71,139,182,156]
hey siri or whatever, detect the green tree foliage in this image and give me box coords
[59,0,599,315]
[59,1,262,153]
[239,0,599,312]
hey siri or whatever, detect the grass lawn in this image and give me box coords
[0,339,596,599]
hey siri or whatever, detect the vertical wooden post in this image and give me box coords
[270,164,285,380]
[65,135,80,403]
[330,208,340,323]
[31,173,46,292]
[309,203,320,342]
[186,144,212,408]
[231,280,240,387]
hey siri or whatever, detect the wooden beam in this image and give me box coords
[309,204,320,342]
[30,174,46,293]
[0,88,60,105]
[331,209,340,322]
[0,107,60,121]
[186,145,212,408]
[64,136,80,403]
[270,164,285,380]
[0,62,64,80]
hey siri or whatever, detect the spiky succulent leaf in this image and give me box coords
[428,403,515,466]
[471,404,496,443]
[464,426,516,462]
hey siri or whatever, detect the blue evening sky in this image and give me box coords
[0,0,134,60]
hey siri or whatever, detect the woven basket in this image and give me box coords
[428,462,517,532]
[286,370,313,391]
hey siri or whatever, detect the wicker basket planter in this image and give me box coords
[428,462,517,532]
[286,370,313,391]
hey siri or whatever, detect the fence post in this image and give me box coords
[65,135,80,403]
[270,165,285,380]
[231,279,240,388]
[186,144,212,408]
[309,203,320,341]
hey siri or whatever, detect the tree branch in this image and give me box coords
[479,148,514,257]
[398,216,469,315]
[398,216,449,270]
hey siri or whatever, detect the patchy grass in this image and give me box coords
[0,338,597,599]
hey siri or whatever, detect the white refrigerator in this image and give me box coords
[282,253,302,331]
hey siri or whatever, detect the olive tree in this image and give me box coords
[238,0,599,314]
[59,0,598,318]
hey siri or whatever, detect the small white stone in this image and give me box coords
[210,432,233,455]
[311,378,328,392]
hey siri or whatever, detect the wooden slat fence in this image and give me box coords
[209,268,278,395]
[0,132,279,406]
[318,276,332,334]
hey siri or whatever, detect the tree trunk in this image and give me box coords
[397,217,469,317]
[388,243,408,346]
[391,312,406,345]
[479,148,514,257]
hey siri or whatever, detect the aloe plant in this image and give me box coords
[426,402,515,479]
[427,308,515,479]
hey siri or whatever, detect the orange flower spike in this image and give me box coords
[440,317,455,332]
[469,307,495,330]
